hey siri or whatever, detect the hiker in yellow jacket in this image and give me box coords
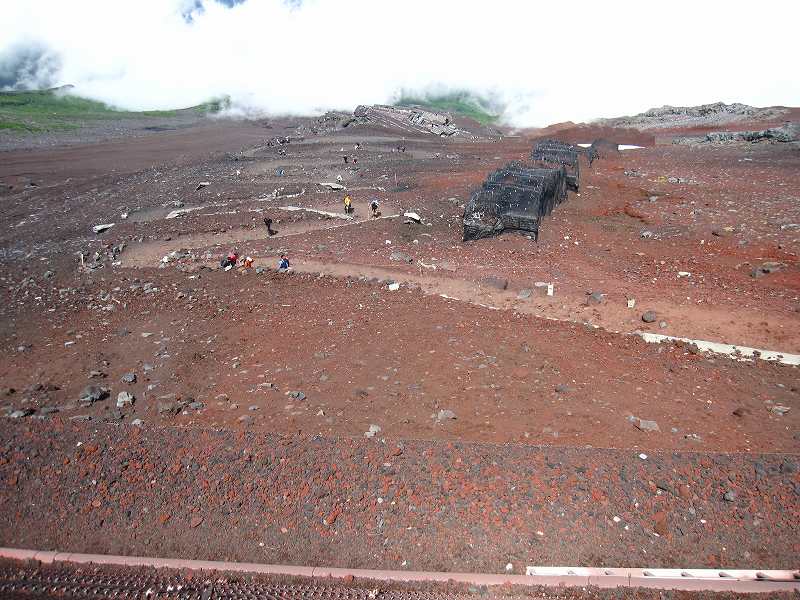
[343,194,353,214]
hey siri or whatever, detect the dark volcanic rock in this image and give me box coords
[79,385,108,405]
[642,310,658,323]
[481,276,508,290]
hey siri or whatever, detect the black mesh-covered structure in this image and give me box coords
[589,138,619,159]
[462,161,567,242]
[531,139,581,191]
[584,145,599,166]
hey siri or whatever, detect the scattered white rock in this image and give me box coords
[92,223,115,234]
[161,249,189,264]
[390,251,413,263]
[629,415,660,432]
[436,409,456,421]
[165,207,202,220]
[116,391,135,407]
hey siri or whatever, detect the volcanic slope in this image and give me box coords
[0,105,798,574]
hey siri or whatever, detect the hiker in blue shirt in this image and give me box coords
[278,255,290,271]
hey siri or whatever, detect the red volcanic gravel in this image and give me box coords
[1,421,798,572]
[1,109,798,582]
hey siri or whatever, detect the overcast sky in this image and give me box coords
[1,0,798,126]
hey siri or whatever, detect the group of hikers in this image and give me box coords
[343,193,381,218]
[221,192,380,273]
[220,250,289,272]
[260,192,380,241]
[222,183,381,274]
[343,141,362,165]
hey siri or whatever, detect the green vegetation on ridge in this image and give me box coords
[0,88,227,133]
[395,91,500,126]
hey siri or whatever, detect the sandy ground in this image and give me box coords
[0,111,798,572]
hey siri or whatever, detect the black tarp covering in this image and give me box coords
[462,162,567,242]
[530,139,581,191]
[589,138,619,159]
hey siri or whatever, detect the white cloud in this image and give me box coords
[1,0,798,126]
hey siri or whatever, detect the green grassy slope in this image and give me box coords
[394,91,500,126]
[0,88,227,133]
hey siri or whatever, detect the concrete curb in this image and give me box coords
[1,548,798,593]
